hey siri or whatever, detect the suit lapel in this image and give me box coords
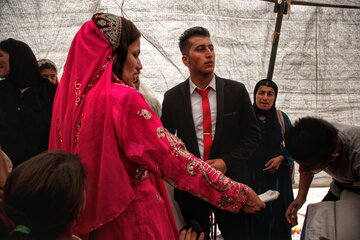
[180,79,200,157]
[211,75,224,157]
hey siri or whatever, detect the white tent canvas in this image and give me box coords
[1,0,359,187]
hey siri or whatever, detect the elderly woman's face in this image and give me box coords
[0,49,10,78]
[121,38,142,88]
[255,85,275,111]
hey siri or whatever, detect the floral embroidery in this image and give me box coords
[92,13,122,50]
[156,126,248,212]
[216,185,248,212]
[134,168,148,181]
[73,114,84,143]
[75,56,111,107]
[156,194,162,201]
[138,109,152,120]
[185,158,234,192]
[74,81,81,106]
[217,193,235,210]
[157,127,191,159]
[74,120,81,143]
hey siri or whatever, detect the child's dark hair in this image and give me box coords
[2,150,86,240]
[38,62,57,72]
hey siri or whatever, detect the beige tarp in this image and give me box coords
[1,0,359,187]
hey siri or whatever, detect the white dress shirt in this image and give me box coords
[189,76,217,160]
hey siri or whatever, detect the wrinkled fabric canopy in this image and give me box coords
[1,0,359,186]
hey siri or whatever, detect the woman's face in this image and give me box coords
[121,38,142,88]
[255,85,276,111]
[0,49,10,78]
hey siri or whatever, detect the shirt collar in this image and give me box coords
[189,75,216,94]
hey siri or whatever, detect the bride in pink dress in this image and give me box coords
[49,13,265,240]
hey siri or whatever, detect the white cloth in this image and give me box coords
[304,190,360,240]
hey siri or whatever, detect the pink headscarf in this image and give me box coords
[49,18,136,234]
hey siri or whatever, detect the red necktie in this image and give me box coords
[196,88,212,161]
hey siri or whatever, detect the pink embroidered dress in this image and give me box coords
[49,13,249,239]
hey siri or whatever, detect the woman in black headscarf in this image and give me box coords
[248,79,294,240]
[0,38,56,168]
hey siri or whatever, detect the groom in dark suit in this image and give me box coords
[161,27,260,240]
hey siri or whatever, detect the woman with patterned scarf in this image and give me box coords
[248,79,294,240]
[49,13,265,239]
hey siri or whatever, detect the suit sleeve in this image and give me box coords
[160,91,175,134]
[221,84,261,179]
[114,89,249,213]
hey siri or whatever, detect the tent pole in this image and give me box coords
[260,0,360,10]
[267,0,288,80]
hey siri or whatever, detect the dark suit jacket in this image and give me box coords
[161,75,260,183]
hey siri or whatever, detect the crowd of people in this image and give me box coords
[0,12,358,240]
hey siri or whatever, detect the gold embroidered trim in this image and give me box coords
[134,168,148,181]
[185,158,234,192]
[75,56,112,106]
[138,109,152,120]
[74,81,81,106]
[156,194,162,201]
[56,118,63,146]
[155,126,246,211]
[111,72,122,84]
[216,185,249,212]
[217,193,235,210]
[163,176,178,188]
[157,127,191,159]
[73,114,84,143]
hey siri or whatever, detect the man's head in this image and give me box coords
[179,27,215,76]
[285,117,339,173]
[179,26,210,56]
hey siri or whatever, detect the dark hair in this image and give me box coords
[38,59,57,73]
[38,63,57,73]
[0,39,11,53]
[178,26,210,55]
[112,17,141,79]
[284,117,338,164]
[3,150,86,239]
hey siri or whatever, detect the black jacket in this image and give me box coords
[161,75,260,183]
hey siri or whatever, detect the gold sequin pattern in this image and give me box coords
[74,81,81,106]
[162,176,178,188]
[157,127,191,159]
[74,56,111,107]
[185,158,234,192]
[138,109,152,120]
[134,168,148,181]
[216,185,249,212]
